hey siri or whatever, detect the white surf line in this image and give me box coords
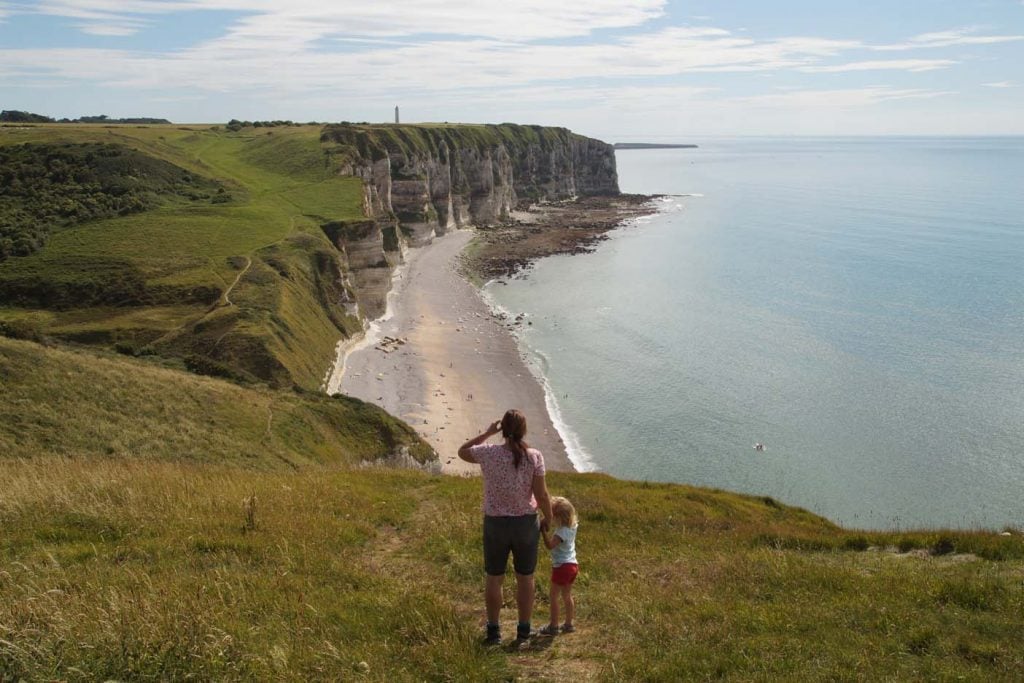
[477,285,595,473]
[477,196,682,472]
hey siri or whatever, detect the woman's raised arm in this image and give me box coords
[458,420,501,463]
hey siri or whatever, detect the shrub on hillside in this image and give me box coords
[0,319,47,343]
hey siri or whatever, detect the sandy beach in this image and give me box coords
[328,229,571,474]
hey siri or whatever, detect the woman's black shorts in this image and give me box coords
[483,514,539,576]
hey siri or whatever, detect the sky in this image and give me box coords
[1,1,1022,139]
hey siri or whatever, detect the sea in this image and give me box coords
[484,137,1024,530]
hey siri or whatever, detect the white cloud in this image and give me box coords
[733,86,956,108]
[77,21,146,35]
[800,59,957,73]
[2,4,1016,89]
[470,84,966,138]
[0,27,888,95]
[874,27,1024,51]
[466,83,717,110]
[501,83,954,113]
[982,81,1016,88]
[2,5,1022,134]
[910,28,1023,46]
[27,0,669,40]
[146,93,206,102]
[28,0,191,35]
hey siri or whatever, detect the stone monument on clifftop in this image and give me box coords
[394,106,399,124]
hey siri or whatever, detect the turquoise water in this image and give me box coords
[485,137,1024,530]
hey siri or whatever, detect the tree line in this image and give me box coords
[1,111,171,124]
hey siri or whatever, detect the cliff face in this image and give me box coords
[319,124,619,316]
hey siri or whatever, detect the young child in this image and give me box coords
[540,496,578,635]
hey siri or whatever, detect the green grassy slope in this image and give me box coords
[1,451,1021,680]
[0,124,364,388]
[0,336,433,466]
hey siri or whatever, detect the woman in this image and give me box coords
[458,409,553,645]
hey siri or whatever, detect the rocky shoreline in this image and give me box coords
[462,193,659,281]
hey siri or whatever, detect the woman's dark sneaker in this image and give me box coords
[483,623,501,646]
[561,623,576,633]
[539,624,559,636]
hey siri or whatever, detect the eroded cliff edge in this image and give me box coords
[319,123,619,318]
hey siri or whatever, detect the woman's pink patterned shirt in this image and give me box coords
[470,444,546,517]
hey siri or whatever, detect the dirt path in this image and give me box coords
[220,256,252,307]
[148,215,298,348]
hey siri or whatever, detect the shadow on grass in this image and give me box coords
[502,634,556,654]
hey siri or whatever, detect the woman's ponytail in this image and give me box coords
[501,409,530,469]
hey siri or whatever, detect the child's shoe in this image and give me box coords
[561,623,576,633]
[539,624,559,636]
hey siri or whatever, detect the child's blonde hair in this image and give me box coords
[551,496,577,528]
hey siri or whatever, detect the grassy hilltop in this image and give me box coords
[2,382,1022,679]
[0,123,365,388]
[1,122,1023,680]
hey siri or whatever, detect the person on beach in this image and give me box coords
[539,496,579,636]
[458,409,553,645]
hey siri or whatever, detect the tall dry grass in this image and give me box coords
[0,458,502,681]
[2,458,1023,680]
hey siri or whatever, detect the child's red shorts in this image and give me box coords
[551,562,578,586]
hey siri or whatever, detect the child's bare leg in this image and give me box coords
[564,585,575,627]
[548,582,560,627]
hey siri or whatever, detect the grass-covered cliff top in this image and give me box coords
[0,124,365,388]
[321,122,600,162]
[0,121,618,388]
